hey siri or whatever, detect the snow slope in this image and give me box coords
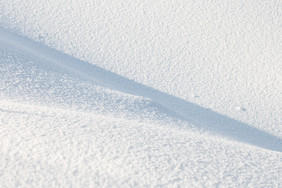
[0,0,281,187]
[1,0,281,137]
[1,101,281,187]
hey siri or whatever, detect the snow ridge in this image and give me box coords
[1,27,281,152]
[0,0,281,186]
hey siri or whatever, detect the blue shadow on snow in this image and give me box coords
[1,26,281,152]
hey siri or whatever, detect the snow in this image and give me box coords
[1,101,281,187]
[0,0,281,187]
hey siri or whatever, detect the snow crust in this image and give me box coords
[0,0,281,187]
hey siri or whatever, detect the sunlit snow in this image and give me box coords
[0,0,281,187]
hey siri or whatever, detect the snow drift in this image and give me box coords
[0,0,281,187]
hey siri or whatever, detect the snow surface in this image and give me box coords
[0,0,281,187]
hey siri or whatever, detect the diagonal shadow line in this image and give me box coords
[1,26,281,152]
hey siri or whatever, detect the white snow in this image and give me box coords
[0,0,281,187]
